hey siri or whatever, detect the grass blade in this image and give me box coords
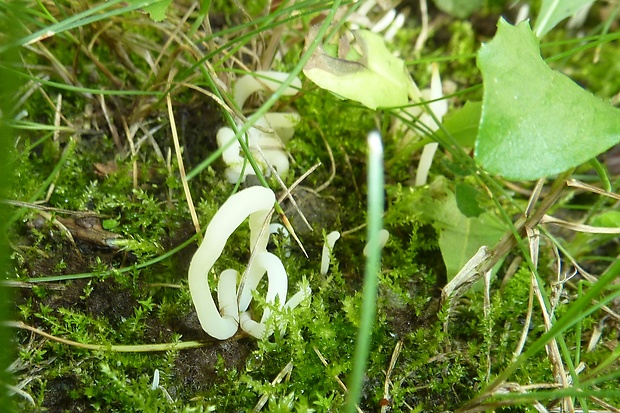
[346,131,385,412]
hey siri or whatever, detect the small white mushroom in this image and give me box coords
[188,186,310,340]
[188,186,274,340]
[151,369,160,391]
[216,72,301,184]
[415,63,448,187]
[320,231,341,275]
[363,229,390,256]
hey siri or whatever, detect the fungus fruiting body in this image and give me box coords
[414,64,448,186]
[217,71,301,183]
[363,228,390,256]
[188,186,309,340]
[320,231,341,275]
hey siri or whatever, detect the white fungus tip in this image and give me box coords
[151,369,160,391]
[363,229,390,256]
[320,231,341,275]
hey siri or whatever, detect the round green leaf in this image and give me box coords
[475,18,620,181]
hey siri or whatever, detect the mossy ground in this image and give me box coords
[3,1,620,412]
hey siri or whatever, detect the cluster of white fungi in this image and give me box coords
[188,186,310,340]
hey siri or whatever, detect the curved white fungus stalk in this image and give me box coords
[371,8,397,33]
[261,149,290,176]
[217,269,240,321]
[357,0,376,19]
[188,186,275,340]
[415,63,448,187]
[363,229,390,256]
[320,231,341,275]
[384,12,405,42]
[347,0,406,42]
[262,112,301,142]
[241,278,312,339]
[216,122,292,184]
[415,142,439,187]
[238,251,288,339]
[238,251,288,315]
[189,185,310,340]
[284,280,311,310]
[151,369,160,391]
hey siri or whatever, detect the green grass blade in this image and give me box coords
[1,0,166,52]
[346,131,384,412]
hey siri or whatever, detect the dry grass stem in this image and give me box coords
[381,340,404,413]
[526,226,573,412]
[313,121,337,193]
[567,179,620,201]
[414,0,429,53]
[5,321,208,352]
[541,214,620,234]
[166,81,201,236]
[513,271,535,361]
[253,361,294,411]
[98,94,122,150]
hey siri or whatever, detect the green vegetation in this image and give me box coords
[1,0,620,412]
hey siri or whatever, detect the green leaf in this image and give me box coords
[432,0,483,19]
[455,183,485,218]
[437,100,481,148]
[303,29,411,110]
[102,218,119,230]
[535,0,595,37]
[421,178,504,280]
[590,211,620,228]
[127,0,171,22]
[475,19,620,181]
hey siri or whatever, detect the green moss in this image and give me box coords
[7,1,620,411]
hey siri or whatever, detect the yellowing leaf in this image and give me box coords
[303,28,411,110]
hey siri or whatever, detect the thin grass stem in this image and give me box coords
[345,131,384,412]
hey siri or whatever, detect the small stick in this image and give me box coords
[98,94,122,150]
[312,121,336,193]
